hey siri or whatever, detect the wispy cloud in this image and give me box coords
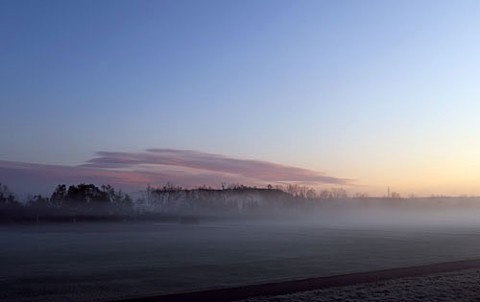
[84,149,350,184]
[0,149,352,194]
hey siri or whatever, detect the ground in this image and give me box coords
[238,269,480,302]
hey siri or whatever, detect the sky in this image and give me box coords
[1,0,480,197]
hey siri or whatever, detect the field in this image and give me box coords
[239,268,480,302]
[2,213,480,301]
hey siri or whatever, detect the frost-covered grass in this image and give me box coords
[237,269,480,302]
[2,221,480,301]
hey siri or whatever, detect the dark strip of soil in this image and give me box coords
[115,258,480,302]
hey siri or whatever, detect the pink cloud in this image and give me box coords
[85,149,351,184]
[0,149,352,195]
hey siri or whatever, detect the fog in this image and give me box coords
[3,200,480,302]
[295,205,480,229]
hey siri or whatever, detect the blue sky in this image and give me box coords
[1,0,480,196]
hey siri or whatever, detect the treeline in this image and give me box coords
[0,183,134,223]
[0,182,292,223]
[3,182,480,224]
[137,183,295,215]
[1,182,353,223]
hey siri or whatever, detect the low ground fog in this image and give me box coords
[3,201,480,301]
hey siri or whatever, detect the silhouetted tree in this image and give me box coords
[26,195,50,208]
[65,184,109,204]
[390,192,402,199]
[331,187,348,199]
[354,192,369,199]
[102,185,133,214]
[0,183,22,222]
[319,189,332,199]
[306,188,317,199]
[50,184,67,208]
[0,183,17,205]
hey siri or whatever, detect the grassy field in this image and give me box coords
[2,219,480,301]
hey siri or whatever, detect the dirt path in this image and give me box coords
[115,258,480,302]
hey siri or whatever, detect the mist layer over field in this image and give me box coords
[2,205,480,302]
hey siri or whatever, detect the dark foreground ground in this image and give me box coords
[117,259,480,302]
[114,260,480,302]
[238,268,480,302]
[3,219,480,301]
